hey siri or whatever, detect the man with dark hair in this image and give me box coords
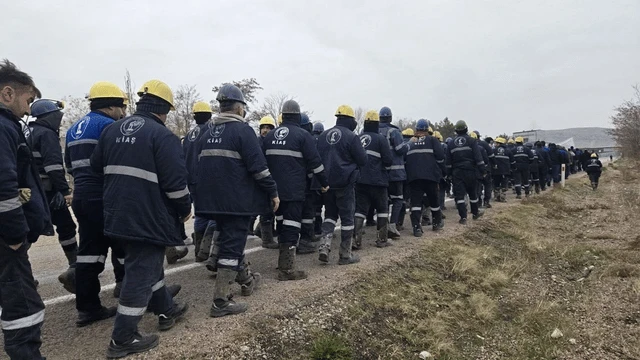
[0,59,49,359]
[93,80,190,358]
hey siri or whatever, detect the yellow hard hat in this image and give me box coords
[364,110,379,122]
[137,79,175,110]
[121,90,129,106]
[259,116,276,127]
[87,81,126,100]
[591,153,598,158]
[427,126,434,134]
[495,137,506,144]
[335,105,355,118]
[433,130,443,142]
[515,136,524,143]
[193,101,212,113]
[402,128,415,136]
[507,138,515,144]
[470,131,478,139]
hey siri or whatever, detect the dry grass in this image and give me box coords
[244,160,640,360]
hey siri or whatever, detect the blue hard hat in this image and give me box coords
[30,99,64,118]
[379,106,392,118]
[416,119,429,131]
[216,84,246,104]
[312,122,324,133]
[445,137,453,143]
[300,113,310,125]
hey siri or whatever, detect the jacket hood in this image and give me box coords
[336,116,356,131]
[34,110,63,134]
[363,121,379,133]
[214,113,246,125]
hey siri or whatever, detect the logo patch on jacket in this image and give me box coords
[516,146,525,153]
[187,127,200,142]
[274,127,289,141]
[454,136,466,147]
[71,116,91,140]
[120,118,145,136]
[497,147,505,155]
[210,124,225,138]
[360,134,371,148]
[327,128,342,145]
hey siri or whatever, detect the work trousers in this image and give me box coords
[0,240,45,360]
[355,184,389,230]
[551,164,561,184]
[409,180,441,228]
[313,192,323,234]
[452,168,479,220]
[275,201,304,246]
[493,174,508,191]
[439,179,447,210]
[73,198,125,313]
[111,242,173,344]
[210,215,251,271]
[478,172,492,204]
[301,193,316,241]
[513,167,530,195]
[388,181,404,224]
[46,191,78,254]
[321,185,355,259]
[539,167,548,190]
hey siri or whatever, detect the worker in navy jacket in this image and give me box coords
[512,137,534,198]
[315,105,367,265]
[406,120,445,237]
[28,98,78,293]
[0,60,49,360]
[194,84,279,319]
[491,137,514,202]
[92,80,190,359]
[585,153,603,190]
[354,110,393,249]
[65,81,128,327]
[263,100,328,280]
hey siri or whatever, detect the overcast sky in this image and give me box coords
[5,0,639,135]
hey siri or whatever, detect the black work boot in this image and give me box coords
[158,302,189,331]
[413,224,423,237]
[338,253,360,265]
[472,209,485,220]
[375,221,392,248]
[166,246,188,264]
[106,332,159,359]
[77,306,116,327]
[278,244,308,281]
[59,249,77,294]
[210,268,248,318]
[260,221,279,249]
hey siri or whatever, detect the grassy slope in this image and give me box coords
[246,160,640,360]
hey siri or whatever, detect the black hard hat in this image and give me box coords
[216,84,246,104]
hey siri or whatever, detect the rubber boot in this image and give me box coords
[387,223,401,239]
[413,224,423,237]
[59,249,77,294]
[205,240,220,273]
[197,225,216,262]
[260,221,278,249]
[278,244,308,281]
[236,261,261,296]
[166,246,188,265]
[432,210,444,231]
[192,232,204,260]
[353,217,365,250]
[318,233,333,263]
[376,219,392,248]
[210,268,248,318]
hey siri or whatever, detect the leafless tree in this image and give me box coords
[352,107,366,134]
[123,69,137,115]
[609,85,640,158]
[166,85,201,138]
[60,96,90,137]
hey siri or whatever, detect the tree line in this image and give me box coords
[610,86,640,158]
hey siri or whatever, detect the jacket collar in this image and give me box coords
[213,113,245,125]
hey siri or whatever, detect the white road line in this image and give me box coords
[42,198,457,307]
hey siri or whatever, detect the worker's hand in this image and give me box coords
[410,136,418,143]
[181,213,192,223]
[64,194,73,207]
[9,243,23,251]
[321,186,330,193]
[272,196,280,212]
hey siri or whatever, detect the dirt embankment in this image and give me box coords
[235,161,640,360]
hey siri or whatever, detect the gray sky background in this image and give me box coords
[5,0,640,135]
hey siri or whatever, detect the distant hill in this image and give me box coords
[512,127,615,149]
